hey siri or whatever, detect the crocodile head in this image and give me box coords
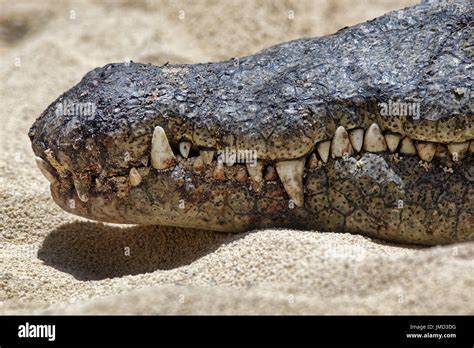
[29,0,473,245]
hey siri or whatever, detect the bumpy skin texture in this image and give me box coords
[29,0,473,245]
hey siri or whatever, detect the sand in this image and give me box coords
[1,0,472,315]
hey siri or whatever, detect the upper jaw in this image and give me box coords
[29,62,474,209]
[28,61,474,185]
[28,0,474,204]
[29,71,473,183]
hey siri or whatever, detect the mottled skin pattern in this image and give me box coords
[29,0,473,245]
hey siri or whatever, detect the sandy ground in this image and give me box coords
[1,0,473,315]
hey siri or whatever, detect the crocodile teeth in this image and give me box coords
[140,156,149,167]
[246,162,263,183]
[179,141,191,158]
[348,128,364,153]
[316,141,331,163]
[264,165,277,181]
[193,157,205,173]
[447,142,469,161]
[213,159,225,180]
[331,126,353,158]
[151,126,177,170]
[363,123,387,152]
[384,133,402,153]
[435,144,448,158]
[129,167,142,186]
[275,159,305,207]
[307,153,319,169]
[200,150,214,165]
[235,167,248,182]
[399,137,417,155]
[35,157,57,184]
[73,176,90,203]
[415,142,436,162]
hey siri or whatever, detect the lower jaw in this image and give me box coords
[51,152,473,246]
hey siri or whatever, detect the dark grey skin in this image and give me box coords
[29,0,473,245]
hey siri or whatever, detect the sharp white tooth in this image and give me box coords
[435,144,448,158]
[447,142,469,161]
[275,159,305,207]
[331,126,353,158]
[307,153,318,169]
[246,161,263,183]
[399,137,417,155]
[235,167,248,182]
[415,142,436,162]
[200,150,214,165]
[264,165,277,181]
[363,123,387,152]
[151,126,177,170]
[348,128,364,153]
[193,156,205,173]
[140,156,149,167]
[384,133,402,153]
[316,140,331,163]
[35,157,57,184]
[213,159,225,180]
[179,141,191,158]
[129,167,142,186]
[95,178,104,191]
[73,176,90,203]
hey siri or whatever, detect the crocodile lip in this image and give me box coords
[29,0,474,245]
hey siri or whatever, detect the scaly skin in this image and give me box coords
[29,0,473,245]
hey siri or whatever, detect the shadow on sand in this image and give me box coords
[38,221,236,281]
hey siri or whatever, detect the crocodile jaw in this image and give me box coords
[29,0,474,245]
